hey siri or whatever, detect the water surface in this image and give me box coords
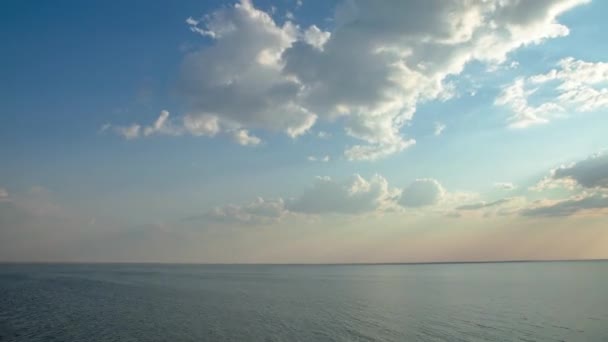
[1,261,607,341]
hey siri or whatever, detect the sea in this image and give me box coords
[0,261,607,341]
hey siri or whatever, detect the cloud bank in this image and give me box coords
[105,0,588,160]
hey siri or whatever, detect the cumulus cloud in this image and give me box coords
[399,178,445,207]
[179,0,317,138]
[521,193,608,217]
[101,0,584,158]
[497,57,608,128]
[302,25,331,51]
[183,114,221,137]
[344,139,416,161]
[192,174,403,224]
[287,174,399,214]
[316,131,331,139]
[280,0,587,159]
[142,110,182,136]
[193,175,458,224]
[231,129,262,146]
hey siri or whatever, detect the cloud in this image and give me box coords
[533,151,608,190]
[105,110,261,146]
[307,155,330,162]
[179,0,317,138]
[521,151,608,216]
[112,124,141,140]
[0,188,9,202]
[183,114,221,137]
[497,57,608,127]
[316,131,331,139]
[193,174,401,223]
[456,198,512,210]
[344,139,416,161]
[399,178,445,207]
[521,193,608,217]
[231,129,261,146]
[434,122,446,136]
[302,25,331,51]
[287,174,399,214]
[202,197,287,225]
[104,111,182,140]
[495,78,562,128]
[99,0,585,157]
[494,182,516,190]
[280,0,586,158]
[553,152,608,188]
[142,110,182,136]
[193,175,456,223]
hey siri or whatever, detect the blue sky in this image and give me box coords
[1,0,608,263]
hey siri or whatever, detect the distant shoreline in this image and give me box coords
[1,259,607,266]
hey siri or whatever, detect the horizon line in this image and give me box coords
[1,258,607,266]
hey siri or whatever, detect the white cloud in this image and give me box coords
[104,111,182,140]
[104,1,587,157]
[231,129,261,146]
[144,110,167,136]
[193,175,462,222]
[302,25,331,51]
[179,0,317,139]
[287,174,399,214]
[398,178,445,207]
[316,131,331,139]
[345,139,415,161]
[114,124,141,140]
[434,122,446,136]
[497,57,608,127]
[494,182,516,190]
[183,114,221,137]
[106,111,263,145]
[307,155,330,162]
[204,197,287,224]
[281,0,586,158]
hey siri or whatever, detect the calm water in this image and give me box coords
[0,262,607,341]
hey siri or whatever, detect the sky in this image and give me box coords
[1,0,608,263]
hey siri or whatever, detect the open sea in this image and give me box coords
[0,261,607,341]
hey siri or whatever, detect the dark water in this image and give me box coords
[1,262,607,341]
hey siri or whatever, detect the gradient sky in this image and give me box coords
[1,0,608,263]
